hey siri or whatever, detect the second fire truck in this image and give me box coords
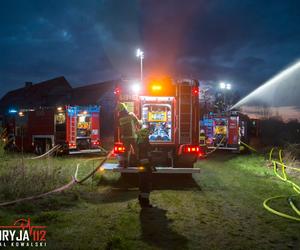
[3,105,101,154]
[201,111,250,152]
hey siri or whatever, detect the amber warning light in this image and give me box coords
[151,85,162,91]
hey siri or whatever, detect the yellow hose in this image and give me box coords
[263,147,300,222]
[240,141,258,153]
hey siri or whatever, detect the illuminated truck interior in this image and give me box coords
[77,112,92,138]
[213,118,228,145]
[66,105,100,151]
[140,96,174,143]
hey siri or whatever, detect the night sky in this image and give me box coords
[1,0,300,98]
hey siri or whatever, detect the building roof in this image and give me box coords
[71,80,118,106]
[0,77,122,115]
[0,76,72,114]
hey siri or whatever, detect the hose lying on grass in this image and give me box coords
[29,145,62,160]
[0,149,113,207]
[263,148,300,222]
[240,141,257,153]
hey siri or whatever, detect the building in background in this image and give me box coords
[0,77,119,139]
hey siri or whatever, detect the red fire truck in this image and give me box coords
[201,111,250,152]
[4,105,101,154]
[112,77,202,174]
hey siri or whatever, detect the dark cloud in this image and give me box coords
[1,0,300,98]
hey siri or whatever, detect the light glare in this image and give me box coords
[152,85,162,91]
[132,84,141,93]
[136,48,144,59]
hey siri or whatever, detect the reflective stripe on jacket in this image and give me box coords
[199,135,206,146]
[119,113,139,140]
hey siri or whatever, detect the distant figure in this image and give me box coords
[199,129,207,153]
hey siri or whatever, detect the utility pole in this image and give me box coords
[136,48,144,83]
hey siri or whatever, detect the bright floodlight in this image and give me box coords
[132,83,141,93]
[136,48,144,59]
[226,83,231,90]
[220,82,226,89]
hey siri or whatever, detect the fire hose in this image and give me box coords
[240,141,257,153]
[263,148,300,222]
[0,148,114,207]
[205,138,255,156]
[206,136,226,155]
[218,141,299,221]
[29,145,62,160]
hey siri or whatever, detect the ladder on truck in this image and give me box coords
[178,84,193,144]
[67,106,77,148]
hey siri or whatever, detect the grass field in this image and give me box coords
[0,152,299,249]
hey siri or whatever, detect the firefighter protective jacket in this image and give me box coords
[119,112,141,140]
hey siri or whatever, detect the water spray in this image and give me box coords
[232,61,300,109]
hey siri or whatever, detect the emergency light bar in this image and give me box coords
[8,109,18,114]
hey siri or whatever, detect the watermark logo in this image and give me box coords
[0,218,47,248]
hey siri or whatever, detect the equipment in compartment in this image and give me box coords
[140,97,173,143]
[214,118,228,146]
[77,113,91,137]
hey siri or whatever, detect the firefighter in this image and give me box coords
[137,128,155,208]
[117,102,141,167]
[199,129,207,154]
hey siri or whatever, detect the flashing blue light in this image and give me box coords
[67,106,100,116]
[8,109,18,114]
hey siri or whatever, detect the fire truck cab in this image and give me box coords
[113,77,201,174]
[4,105,101,154]
[201,111,250,152]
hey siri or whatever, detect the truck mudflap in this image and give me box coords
[102,163,200,174]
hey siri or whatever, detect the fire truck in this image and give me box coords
[201,111,250,152]
[3,105,101,154]
[112,77,202,174]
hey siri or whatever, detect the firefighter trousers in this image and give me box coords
[138,142,153,207]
